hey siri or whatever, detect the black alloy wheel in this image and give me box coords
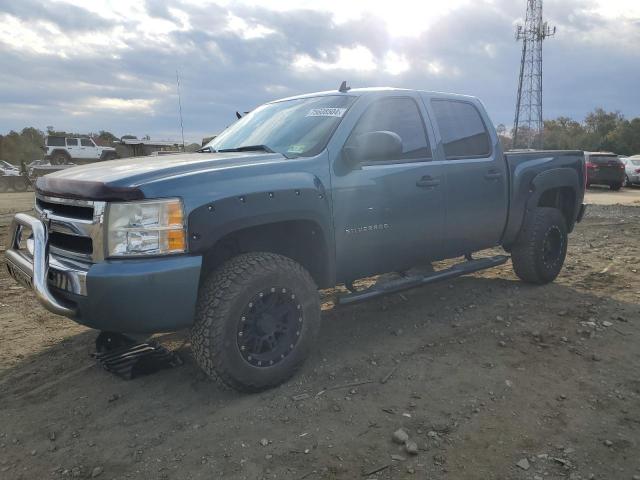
[237,287,303,368]
[541,225,564,268]
[190,252,321,392]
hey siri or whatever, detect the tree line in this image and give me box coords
[1,108,639,165]
[497,108,640,155]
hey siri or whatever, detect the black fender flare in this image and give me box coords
[527,168,580,208]
[187,185,335,285]
[504,168,580,246]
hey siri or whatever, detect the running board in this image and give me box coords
[337,255,510,306]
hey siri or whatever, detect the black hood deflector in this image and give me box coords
[36,176,144,201]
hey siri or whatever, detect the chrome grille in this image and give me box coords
[35,195,106,262]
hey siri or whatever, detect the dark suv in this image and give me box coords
[585,152,625,190]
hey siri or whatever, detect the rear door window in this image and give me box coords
[431,100,491,159]
[47,137,65,147]
[66,138,78,147]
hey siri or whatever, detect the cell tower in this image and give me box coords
[513,0,555,149]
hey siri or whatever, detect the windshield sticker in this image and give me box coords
[287,144,306,154]
[305,108,347,118]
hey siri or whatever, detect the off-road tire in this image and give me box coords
[610,183,622,191]
[190,252,321,392]
[625,175,631,187]
[511,207,568,285]
[51,151,70,165]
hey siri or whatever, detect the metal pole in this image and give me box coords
[176,70,186,152]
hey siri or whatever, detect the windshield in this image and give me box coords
[206,95,356,158]
[632,159,640,166]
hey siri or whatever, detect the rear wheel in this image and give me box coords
[610,183,622,191]
[511,207,568,285]
[190,252,321,392]
[51,152,70,165]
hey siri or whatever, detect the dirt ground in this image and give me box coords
[1,191,639,480]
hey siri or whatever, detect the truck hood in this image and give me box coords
[36,152,288,201]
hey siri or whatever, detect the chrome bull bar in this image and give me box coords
[5,213,77,317]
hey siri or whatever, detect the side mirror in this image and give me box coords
[343,130,403,165]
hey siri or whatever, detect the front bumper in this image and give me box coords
[5,213,202,333]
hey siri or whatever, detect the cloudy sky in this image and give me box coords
[1,0,639,143]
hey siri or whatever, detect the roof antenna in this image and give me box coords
[338,80,351,93]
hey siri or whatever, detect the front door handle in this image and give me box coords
[416,176,441,188]
[484,170,502,180]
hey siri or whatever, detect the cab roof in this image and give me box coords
[271,86,480,104]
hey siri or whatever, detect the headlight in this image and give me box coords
[107,198,186,257]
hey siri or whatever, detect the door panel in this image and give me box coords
[65,138,81,158]
[427,98,508,256]
[331,95,445,282]
[333,162,445,281]
[442,158,507,254]
[81,138,100,159]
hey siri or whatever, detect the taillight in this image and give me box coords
[583,159,588,186]
[586,162,596,169]
[635,168,640,174]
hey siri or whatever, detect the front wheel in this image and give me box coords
[511,207,568,285]
[190,252,321,392]
[610,183,622,191]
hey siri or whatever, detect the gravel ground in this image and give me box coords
[0,193,639,480]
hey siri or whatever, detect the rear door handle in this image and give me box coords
[484,170,502,180]
[416,176,441,188]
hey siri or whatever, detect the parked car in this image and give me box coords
[44,136,117,165]
[0,159,19,173]
[6,86,586,392]
[621,155,640,187]
[0,160,28,192]
[584,152,625,190]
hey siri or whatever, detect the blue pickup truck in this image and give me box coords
[5,86,586,391]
